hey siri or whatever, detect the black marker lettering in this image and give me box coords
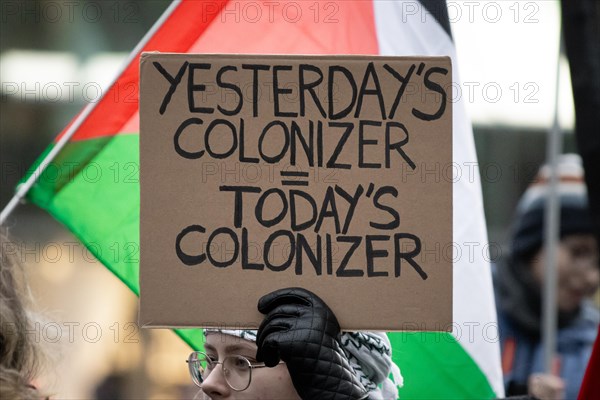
[264,230,295,272]
[175,224,206,266]
[258,121,290,164]
[412,66,448,121]
[385,122,415,170]
[384,63,416,119]
[290,189,318,231]
[219,186,261,228]
[153,61,188,115]
[273,65,298,118]
[354,62,386,120]
[238,119,259,163]
[188,63,214,114]
[173,118,204,159]
[216,65,243,116]
[206,227,238,268]
[317,120,324,167]
[242,227,264,270]
[242,64,270,117]
[204,119,238,159]
[296,233,322,276]
[334,185,364,234]
[255,188,288,227]
[366,235,390,277]
[290,120,315,166]
[358,120,382,169]
[336,236,363,277]
[328,65,357,120]
[299,64,326,118]
[394,233,427,279]
[370,186,400,230]
[326,234,334,275]
[326,122,353,169]
[315,186,341,234]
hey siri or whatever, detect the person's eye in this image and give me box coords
[571,245,593,259]
[244,356,261,364]
[231,356,250,370]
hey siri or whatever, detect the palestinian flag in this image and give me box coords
[19,0,503,398]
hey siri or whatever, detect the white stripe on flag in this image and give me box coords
[373,1,504,397]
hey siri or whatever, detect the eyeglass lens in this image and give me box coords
[189,352,252,391]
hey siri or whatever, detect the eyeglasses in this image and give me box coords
[186,351,283,392]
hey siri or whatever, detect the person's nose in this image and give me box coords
[201,364,231,399]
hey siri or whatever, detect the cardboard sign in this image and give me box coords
[139,54,452,331]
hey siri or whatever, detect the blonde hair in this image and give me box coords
[0,231,45,400]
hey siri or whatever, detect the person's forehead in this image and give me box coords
[204,332,258,354]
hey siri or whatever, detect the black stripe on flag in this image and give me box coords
[419,0,453,40]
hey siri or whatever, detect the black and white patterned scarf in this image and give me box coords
[206,329,403,399]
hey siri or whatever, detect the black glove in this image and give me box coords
[256,287,368,400]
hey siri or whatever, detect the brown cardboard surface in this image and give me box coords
[139,53,452,331]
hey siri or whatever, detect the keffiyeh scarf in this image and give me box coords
[207,329,403,399]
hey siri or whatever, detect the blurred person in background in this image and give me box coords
[495,154,599,399]
[187,287,401,400]
[0,231,48,400]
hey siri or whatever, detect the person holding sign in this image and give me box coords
[187,288,401,399]
[495,154,599,400]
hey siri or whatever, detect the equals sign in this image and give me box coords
[281,171,309,186]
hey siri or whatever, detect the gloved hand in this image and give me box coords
[256,287,368,400]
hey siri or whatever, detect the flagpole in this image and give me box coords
[0,0,183,226]
[542,24,564,375]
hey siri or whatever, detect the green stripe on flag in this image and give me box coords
[26,137,113,207]
[26,134,204,351]
[391,332,495,399]
[33,134,141,293]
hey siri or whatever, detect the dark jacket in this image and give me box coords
[494,259,599,399]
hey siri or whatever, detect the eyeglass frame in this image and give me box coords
[186,351,285,392]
